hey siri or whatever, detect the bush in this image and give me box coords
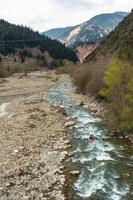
[100,59,133,131]
[56,61,76,75]
[73,64,91,93]
[72,58,107,95]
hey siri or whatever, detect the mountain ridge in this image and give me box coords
[85,10,133,63]
[43,11,128,48]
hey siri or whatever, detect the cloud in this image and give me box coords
[0,0,132,31]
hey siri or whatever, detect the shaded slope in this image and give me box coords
[0,20,78,62]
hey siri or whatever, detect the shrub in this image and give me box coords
[100,59,133,131]
[72,58,107,95]
[56,61,76,75]
[73,64,91,93]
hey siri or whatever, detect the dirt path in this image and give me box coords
[0,71,70,200]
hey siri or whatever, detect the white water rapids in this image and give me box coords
[45,82,133,200]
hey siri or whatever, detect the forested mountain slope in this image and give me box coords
[0,20,78,62]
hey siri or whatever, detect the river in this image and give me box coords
[45,81,133,200]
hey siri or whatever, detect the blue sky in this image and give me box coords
[0,0,133,31]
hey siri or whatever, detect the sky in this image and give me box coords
[0,0,133,32]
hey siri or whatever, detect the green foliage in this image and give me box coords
[100,59,133,131]
[121,107,133,130]
[0,20,78,62]
[56,61,76,75]
[99,59,123,98]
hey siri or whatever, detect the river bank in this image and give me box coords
[0,71,133,200]
[0,71,71,200]
[69,83,133,145]
[68,83,105,118]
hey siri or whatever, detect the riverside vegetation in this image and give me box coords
[65,10,133,134]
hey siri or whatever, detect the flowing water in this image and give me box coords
[45,82,133,200]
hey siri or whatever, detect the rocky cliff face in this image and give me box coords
[76,43,98,63]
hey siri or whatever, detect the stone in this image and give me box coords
[14,149,19,153]
[0,187,4,191]
[38,193,44,198]
[102,136,111,140]
[70,171,80,175]
[83,105,88,109]
[65,120,75,127]
[5,182,11,187]
[23,196,30,200]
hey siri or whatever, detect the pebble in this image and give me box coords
[70,171,80,175]
[65,120,75,127]
[14,149,19,153]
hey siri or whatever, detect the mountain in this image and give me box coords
[43,11,128,48]
[0,20,78,62]
[86,10,133,63]
[43,27,73,40]
[113,11,129,17]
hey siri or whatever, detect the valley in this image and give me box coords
[0,2,133,200]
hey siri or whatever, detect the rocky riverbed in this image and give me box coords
[68,84,105,118]
[0,72,70,200]
[0,71,132,200]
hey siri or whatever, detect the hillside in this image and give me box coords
[43,27,73,40]
[72,10,133,132]
[86,10,133,62]
[0,20,78,62]
[43,11,128,48]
